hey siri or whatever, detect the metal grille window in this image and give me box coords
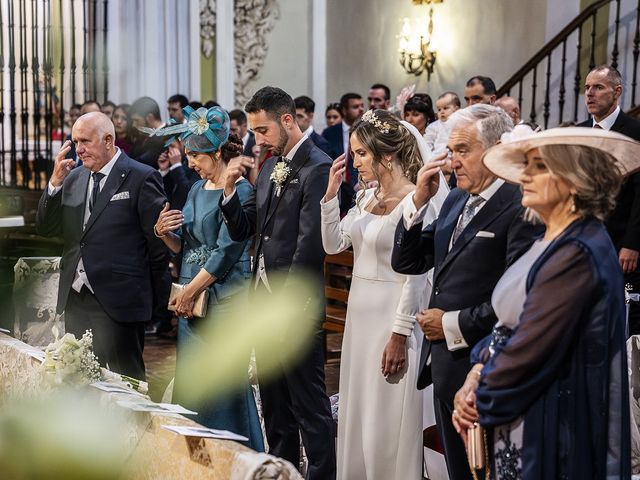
[0,0,107,190]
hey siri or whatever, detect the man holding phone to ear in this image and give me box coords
[36,112,170,379]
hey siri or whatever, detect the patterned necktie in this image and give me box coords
[452,195,485,244]
[89,172,105,213]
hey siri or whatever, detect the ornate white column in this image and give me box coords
[215,0,235,109]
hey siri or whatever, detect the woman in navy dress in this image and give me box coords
[451,128,640,479]
[153,106,263,451]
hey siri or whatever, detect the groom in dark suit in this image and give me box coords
[392,105,541,480]
[578,65,640,334]
[36,112,170,380]
[220,87,335,479]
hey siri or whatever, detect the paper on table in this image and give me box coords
[90,381,146,396]
[161,425,249,442]
[116,400,197,415]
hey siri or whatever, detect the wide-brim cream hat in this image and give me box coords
[482,126,640,184]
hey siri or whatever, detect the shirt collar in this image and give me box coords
[242,131,250,146]
[476,178,504,202]
[304,125,314,137]
[96,148,121,178]
[341,122,350,134]
[592,105,620,130]
[284,135,308,162]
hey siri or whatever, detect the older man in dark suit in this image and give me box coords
[392,105,542,480]
[220,87,335,479]
[578,64,640,334]
[36,112,170,380]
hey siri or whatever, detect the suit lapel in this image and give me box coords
[436,184,513,277]
[73,168,91,232]
[262,139,313,229]
[434,192,467,266]
[82,155,130,235]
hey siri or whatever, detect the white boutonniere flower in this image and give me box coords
[270,160,291,196]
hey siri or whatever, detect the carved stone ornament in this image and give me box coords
[233,0,280,106]
[199,0,280,107]
[200,0,217,59]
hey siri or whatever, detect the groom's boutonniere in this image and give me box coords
[270,160,291,196]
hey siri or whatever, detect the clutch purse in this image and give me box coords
[467,422,490,480]
[168,283,209,318]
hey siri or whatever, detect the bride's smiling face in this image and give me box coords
[350,133,385,183]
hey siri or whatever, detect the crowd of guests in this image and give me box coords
[36,63,640,480]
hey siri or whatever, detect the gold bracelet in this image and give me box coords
[153,225,165,238]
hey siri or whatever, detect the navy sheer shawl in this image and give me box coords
[472,218,631,479]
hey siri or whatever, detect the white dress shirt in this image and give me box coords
[342,122,350,155]
[592,105,620,130]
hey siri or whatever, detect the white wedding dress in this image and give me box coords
[321,189,433,480]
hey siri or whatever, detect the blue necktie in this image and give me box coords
[89,172,105,213]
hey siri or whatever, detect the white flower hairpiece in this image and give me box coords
[361,110,392,134]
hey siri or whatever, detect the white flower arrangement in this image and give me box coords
[270,160,291,196]
[42,328,101,387]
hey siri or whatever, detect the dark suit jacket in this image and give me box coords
[243,131,256,157]
[36,153,171,324]
[129,135,166,169]
[392,183,542,403]
[220,138,331,299]
[578,111,640,252]
[162,159,199,211]
[321,122,344,159]
[310,131,333,157]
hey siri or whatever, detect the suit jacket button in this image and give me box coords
[80,242,85,248]
[264,235,270,242]
[434,287,440,295]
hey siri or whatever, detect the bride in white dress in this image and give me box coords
[321,110,448,479]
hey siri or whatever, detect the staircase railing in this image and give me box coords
[497,0,640,128]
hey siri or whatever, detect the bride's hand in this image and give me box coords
[380,333,407,377]
[324,154,346,202]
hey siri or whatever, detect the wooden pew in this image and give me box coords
[323,250,353,362]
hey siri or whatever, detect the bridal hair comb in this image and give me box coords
[361,110,392,134]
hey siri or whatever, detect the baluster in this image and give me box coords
[82,0,88,100]
[102,0,108,102]
[31,0,42,188]
[90,0,97,99]
[517,79,523,114]
[43,0,53,175]
[543,54,552,129]
[19,0,29,187]
[589,12,597,71]
[611,0,621,69]
[0,2,5,185]
[574,25,583,122]
[70,0,77,105]
[529,65,538,124]
[559,39,567,124]
[632,0,640,108]
[58,0,65,159]
[7,0,17,186]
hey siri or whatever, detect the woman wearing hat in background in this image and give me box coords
[450,127,639,479]
[152,106,264,451]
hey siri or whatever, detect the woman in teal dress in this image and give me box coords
[152,106,263,451]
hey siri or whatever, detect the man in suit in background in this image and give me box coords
[367,83,391,110]
[463,75,497,106]
[294,95,333,156]
[36,112,170,379]
[392,105,541,480]
[167,93,189,124]
[129,96,166,169]
[229,109,256,157]
[220,86,336,479]
[322,92,364,214]
[578,64,640,334]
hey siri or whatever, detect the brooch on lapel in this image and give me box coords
[270,160,291,196]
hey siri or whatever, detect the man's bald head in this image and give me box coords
[72,112,117,172]
[494,96,521,125]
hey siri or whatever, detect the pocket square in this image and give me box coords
[475,230,495,238]
[110,191,130,201]
[289,178,300,185]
